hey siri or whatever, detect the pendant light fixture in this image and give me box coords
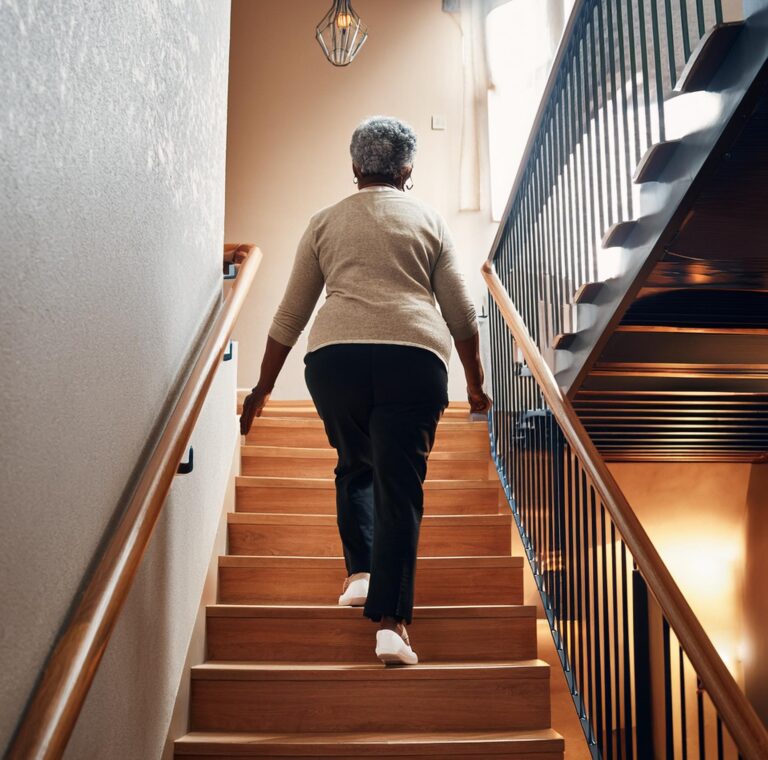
[315,0,368,67]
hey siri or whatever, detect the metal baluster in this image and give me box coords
[697,676,707,759]
[715,0,723,25]
[586,13,608,274]
[696,0,706,37]
[621,541,634,760]
[581,468,597,743]
[680,0,692,59]
[633,567,653,758]
[563,67,576,309]
[637,0,654,150]
[615,0,634,220]
[566,445,580,719]
[576,33,598,284]
[663,617,675,757]
[543,118,556,350]
[625,0,642,172]
[553,84,567,337]
[595,495,610,755]
[596,0,616,229]
[680,645,689,759]
[717,714,725,759]
[650,0,667,141]
[605,0,625,227]
[664,0,678,89]
[589,486,605,753]
[575,25,592,288]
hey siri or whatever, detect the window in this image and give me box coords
[486,0,574,220]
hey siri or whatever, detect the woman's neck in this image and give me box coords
[357,175,402,191]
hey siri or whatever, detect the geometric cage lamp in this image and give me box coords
[315,0,368,66]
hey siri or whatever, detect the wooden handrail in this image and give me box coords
[482,260,768,760]
[6,246,262,760]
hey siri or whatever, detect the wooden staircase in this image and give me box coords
[174,401,565,758]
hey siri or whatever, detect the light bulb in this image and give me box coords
[336,12,353,29]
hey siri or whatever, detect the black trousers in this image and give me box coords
[304,343,449,624]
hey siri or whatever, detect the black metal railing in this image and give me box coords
[484,267,768,758]
[489,0,726,357]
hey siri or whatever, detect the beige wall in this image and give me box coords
[744,464,768,724]
[225,0,498,400]
[608,462,754,690]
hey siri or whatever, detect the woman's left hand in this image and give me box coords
[467,385,493,414]
[240,387,271,435]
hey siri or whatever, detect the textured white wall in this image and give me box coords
[65,347,239,760]
[0,0,232,752]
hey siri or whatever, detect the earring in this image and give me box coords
[353,176,358,185]
[405,178,414,191]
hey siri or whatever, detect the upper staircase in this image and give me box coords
[489,0,768,462]
[174,401,566,759]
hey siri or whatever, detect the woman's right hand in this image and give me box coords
[240,386,271,435]
[467,384,493,414]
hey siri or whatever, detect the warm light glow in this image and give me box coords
[736,637,752,665]
[335,12,353,29]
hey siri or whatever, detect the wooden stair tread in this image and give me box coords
[219,555,523,569]
[552,333,577,351]
[601,219,637,248]
[573,281,604,304]
[633,140,681,183]
[191,660,550,680]
[207,603,535,619]
[674,21,744,93]
[227,513,511,527]
[175,729,565,755]
[236,476,499,491]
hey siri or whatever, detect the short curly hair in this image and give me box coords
[350,116,417,178]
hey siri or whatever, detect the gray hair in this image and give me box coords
[350,116,417,178]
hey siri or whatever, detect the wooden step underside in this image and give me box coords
[206,603,537,663]
[175,729,565,758]
[227,513,513,557]
[245,417,490,452]
[218,556,524,606]
[240,446,493,480]
[235,477,502,516]
[189,661,551,733]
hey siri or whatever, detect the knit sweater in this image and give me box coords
[268,187,478,369]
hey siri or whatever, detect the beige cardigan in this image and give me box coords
[268,188,478,369]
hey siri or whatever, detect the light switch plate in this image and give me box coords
[431,115,447,130]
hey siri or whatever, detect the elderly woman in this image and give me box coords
[240,116,491,665]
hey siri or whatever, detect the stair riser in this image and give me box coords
[190,675,550,733]
[241,457,491,480]
[227,523,511,558]
[206,615,536,663]
[235,486,500,516]
[218,566,523,606]
[255,408,474,421]
[245,428,490,452]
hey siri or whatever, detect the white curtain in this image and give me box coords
[444,0,511,211]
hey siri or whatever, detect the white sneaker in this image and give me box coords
[375,627,419,666]
[338,572,370,606]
